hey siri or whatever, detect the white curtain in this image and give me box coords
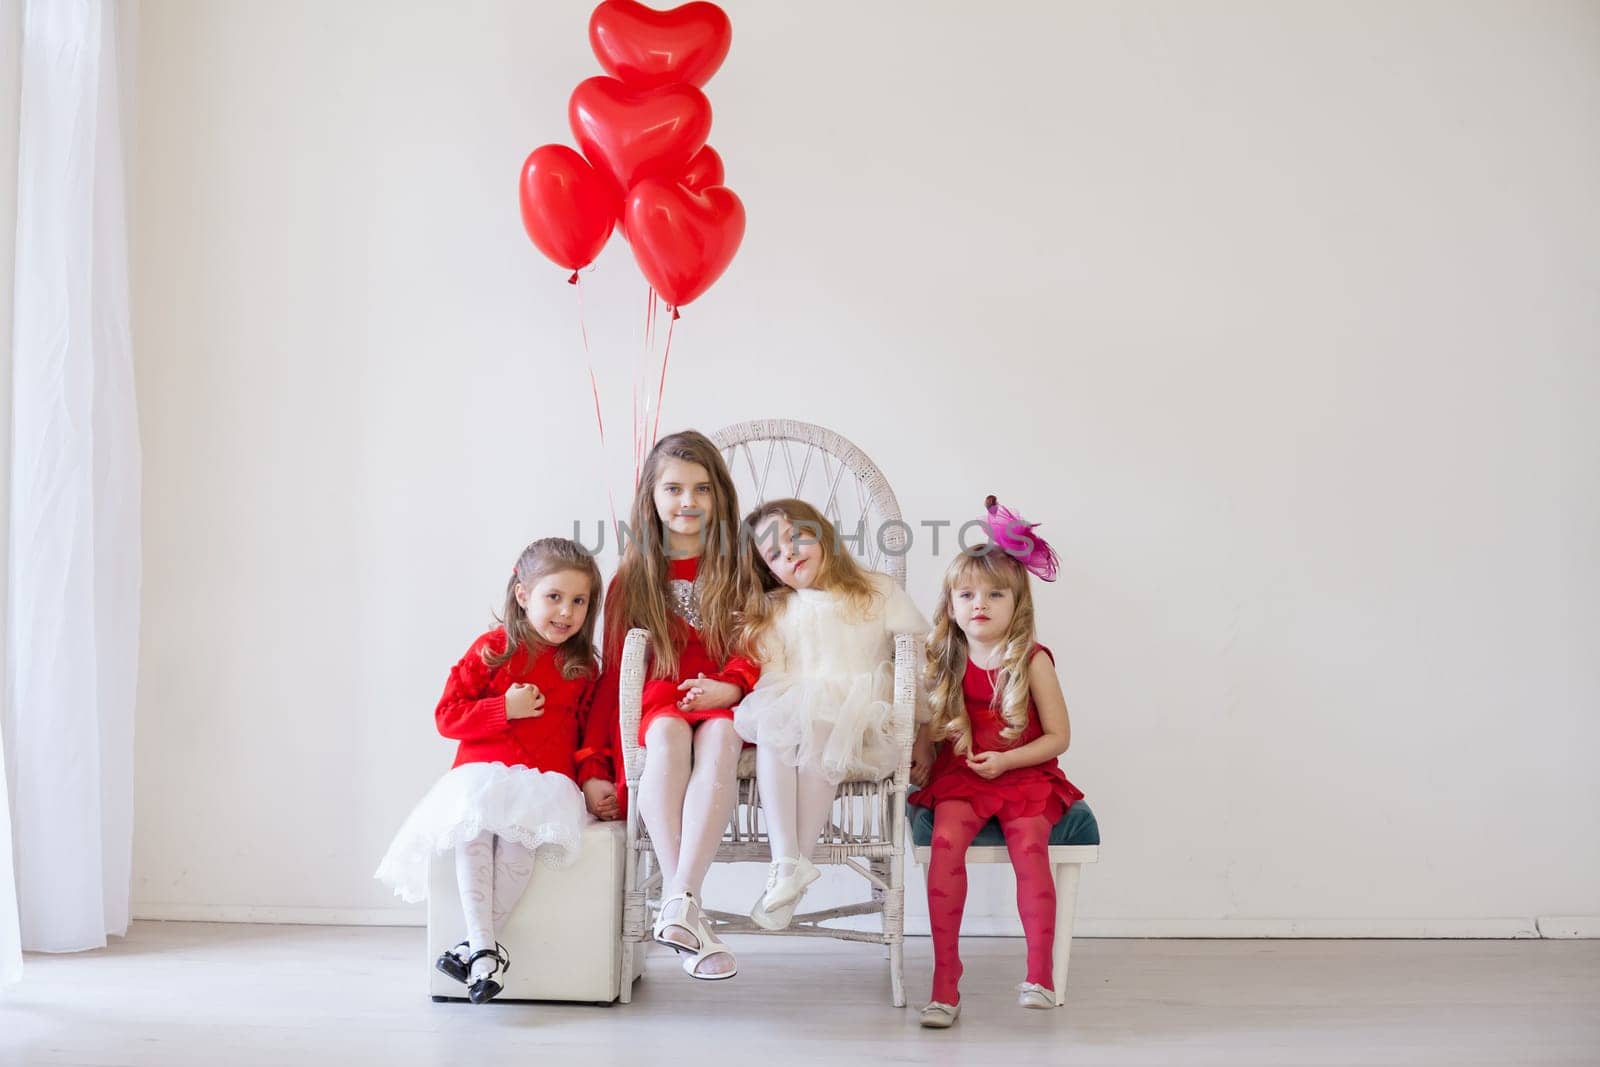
[0,724,14,981]
[3,0,140,961]
[0,0,25,986]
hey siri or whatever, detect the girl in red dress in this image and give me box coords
[376,538,602,1004]
[912,497,1082,1027]
[576,430,758,981]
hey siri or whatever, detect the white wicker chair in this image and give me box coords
[616,419,919,1006]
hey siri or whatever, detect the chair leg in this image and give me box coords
[870,854,890,960]
[620,821,643,1004]
[888,848,906,1007]
[1051,862,1081,1007]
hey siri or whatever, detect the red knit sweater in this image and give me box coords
[435,627,597,782]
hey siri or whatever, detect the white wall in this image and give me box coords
[128,0,1600,935]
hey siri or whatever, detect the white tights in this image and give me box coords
[639,716,743,977]
[757,742,837,874]
[455,832,536,981]
[639,716,743,896]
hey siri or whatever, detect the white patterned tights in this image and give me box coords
[454,832,535,981]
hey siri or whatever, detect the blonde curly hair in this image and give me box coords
[924,548,1037,755]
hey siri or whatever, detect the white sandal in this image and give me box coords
[919,1001,960,1028]
[652,891,702,955]
[1016,981,1056,1009]
[681,906,738,981]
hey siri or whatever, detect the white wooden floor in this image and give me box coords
[2,922,1596,1065]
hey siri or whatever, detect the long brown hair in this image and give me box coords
[924,549,1037,754]
[485,537,602,679]
[604,429,746,678]
[737,498,879,653]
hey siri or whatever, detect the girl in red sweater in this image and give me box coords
[577,430,758,981]
[376,537,601,1004]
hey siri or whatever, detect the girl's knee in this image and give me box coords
[695,718,744,753]
[646,716,693,751]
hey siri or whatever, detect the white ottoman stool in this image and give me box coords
[427,820,635,1003]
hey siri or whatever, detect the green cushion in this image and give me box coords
[906,797,1099,847]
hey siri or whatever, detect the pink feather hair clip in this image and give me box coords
[982,494,1060,582]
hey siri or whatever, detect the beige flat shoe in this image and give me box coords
[749,889,799,931]
[758,857,820,912]
[1016,981,1056,1009]
[919,1001,960,1028]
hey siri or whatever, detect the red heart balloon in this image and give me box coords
[625,179,744,307]
[518,144,619,271]
[679,145,725,193]
[569,76,712,199]
[616,144,724,243]
[589,0,732,90]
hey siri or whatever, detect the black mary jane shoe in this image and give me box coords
[466,943,511,1004]
[434,941,471,984]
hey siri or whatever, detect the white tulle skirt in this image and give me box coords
[374,762,589,903]
[734,663,901,783]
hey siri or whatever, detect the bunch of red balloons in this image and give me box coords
[518,0,745,310]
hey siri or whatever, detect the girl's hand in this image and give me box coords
[676,673,743,712]
[965,750,1011,780]
[506,683,546,720]
[910,736,937,788]
[582,779,620,821]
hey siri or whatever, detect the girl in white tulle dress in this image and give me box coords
[375,538,600,1004]
[729,499,929,929]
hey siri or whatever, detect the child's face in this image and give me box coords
[515,569,592,645]
[654,458,714,541]
[754,515,823,591]
[948,571,1016,645]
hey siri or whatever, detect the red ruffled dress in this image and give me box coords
[577,555,760,817]
[915,644,1083,824]
[374,631,595,903]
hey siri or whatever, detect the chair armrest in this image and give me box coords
[891,632,921,793]
[620,628,649,787]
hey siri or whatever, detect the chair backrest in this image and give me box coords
[712,419,907,587]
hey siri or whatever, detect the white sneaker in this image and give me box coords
[758,856,819,912]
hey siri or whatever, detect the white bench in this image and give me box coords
[426,820,640,1003]
[911,842,1099,1007]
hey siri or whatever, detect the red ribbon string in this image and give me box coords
[639,289,651,481]
[651,308,676,447]
[573,275,620,548]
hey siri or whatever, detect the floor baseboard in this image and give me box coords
[131,905,1593,939]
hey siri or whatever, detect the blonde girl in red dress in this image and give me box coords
[576,430,758,981]
[376,537,601,1004]
[912,497,1083,1027]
